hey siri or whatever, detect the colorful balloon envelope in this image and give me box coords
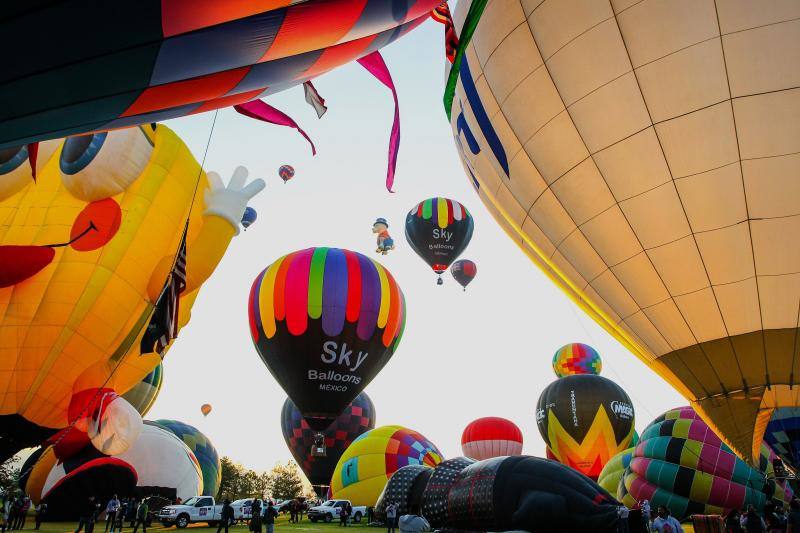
[278,165,295,183]
[448,0,800,462]
[330,425,443,506]
[248,248,406,430]
[763,407,800,470]
[201,404,213,417]
[281,392,376,487]
[461,417,523,460]
[241,206,258,229]
[622,406,793,520]
[552,343,602,377]
[122,363,164,416]
[597,447,634,497]
[450,259,477,291]
[537,374,635,480]
[0,1,441,148]
[405,198,474,284]
[153,419,221,497]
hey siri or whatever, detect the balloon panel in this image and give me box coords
[552,343,602,377]
[461,417,523,460]
[449,0,800,461]
[374,464,432,520]
[404,198,474,273]
[330,425,442,506]
[249,248,405,428]
[153,419,221,497]
[597,447,633,497]
[419,457,475,527]
[763,407,800,470]
[536,374,635,479]
[0,1,441,148]
[122,363,163,416]
[280,392,376,486]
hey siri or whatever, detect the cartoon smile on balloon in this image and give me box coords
[0,124,264,461]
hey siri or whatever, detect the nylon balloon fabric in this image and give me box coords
[374,465,433,521]
[537,374,635,480]
[447,0,800,463]
[153,419,221,497]
[622,406,794,520]
[0,1,441,148]
[552,343,602,377]
[248,248,405,430]
[420,456,475,528]
[280,392,376,487]
[405,198,474,278]
[763,407,800,470]
[122,363,163,416]
[461,417,523,460]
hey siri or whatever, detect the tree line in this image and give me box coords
[216,458,316,501]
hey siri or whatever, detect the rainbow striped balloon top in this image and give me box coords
[249,247,405,348]
[408,197,471,229]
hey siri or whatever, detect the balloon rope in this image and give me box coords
[12,112,220,482]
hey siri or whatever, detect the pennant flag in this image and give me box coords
[235,99,317,155]
[303,81,328,118]
[357,51,400,193]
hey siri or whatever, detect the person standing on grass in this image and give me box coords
[76,496,98,533]
[105,495,120,533]
[1,493,9,533]
[651,506,683,533]
[264,502,278,533]
[385,502,397,533]
[7,497,18,532]
[33,502,46,531]
[217,499,234,533]
[131,500,147,533]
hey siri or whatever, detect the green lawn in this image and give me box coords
[26,516,369,533]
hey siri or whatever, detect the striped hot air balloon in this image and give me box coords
[461,417,523,460]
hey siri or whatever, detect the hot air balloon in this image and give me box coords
[461,417,523,460]
[552,343,602,378]
[154,419,221,497]
[597,447,634,497]
[330,425,442,506]
[405,198,474,285]
[763,408,800,471]
[450,259,477,291]
[419,457,476,528]
[122,363,164,416]
[201,404,212,417]
[241,207,258,230]
[0,2,441,149]
[0,124,263,463]
[278,165,295,184]
[374,465,433,522]
[447,0,800,463]
[31,421,203,519]
[622,407,793,520]
[248,248,406,430]
[281,392,376,489]
[537,374,635,480]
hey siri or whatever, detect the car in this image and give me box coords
[158,496,227,528]
[307,500,366,524]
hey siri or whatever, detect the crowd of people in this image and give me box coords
[0,494,37,533]
[721,499,800,533]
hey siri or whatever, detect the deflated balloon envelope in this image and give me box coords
[280,392,376,487]
[420,457,476,528]
[374,465,433,520]
[248,247,406,430]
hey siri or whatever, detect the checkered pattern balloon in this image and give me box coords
[552,343,602,377]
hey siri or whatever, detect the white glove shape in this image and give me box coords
[204,166,266,235]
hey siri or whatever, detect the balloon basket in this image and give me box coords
[436,277,443,286]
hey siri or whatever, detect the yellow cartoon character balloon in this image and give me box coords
[0,124,264,461]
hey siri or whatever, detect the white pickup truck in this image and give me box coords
[307,500,367,523]
[158,496,230,528]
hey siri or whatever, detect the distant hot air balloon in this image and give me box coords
[405,198,474,285]
[450,259,477,291]
[461,417,523,460]
[448,0,800,463]
[241,207,258,230]
[330,425,442,506]
[281,392,376,488]
[248,247,406,430]
[552,343,602,378]
[622,407,794,520]
[201,404,212,417]
[278,165,295,184]
[537,375,635,480]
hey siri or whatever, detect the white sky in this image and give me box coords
[146,18,686,475]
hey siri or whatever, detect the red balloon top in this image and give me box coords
[461,417,523,445]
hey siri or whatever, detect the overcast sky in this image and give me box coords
[148,17,686,476]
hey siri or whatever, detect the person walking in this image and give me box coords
[398,505,429,533]
[33,503,46,531]
[76,497,98,533]
[126,499,137,529]
[7,497,19,532]
[216,499,233,533]
[1,493,10,533]
[385,503,397,533]
[15,496,30,530]
[727,509,744,533]
[289,500,297,524]
[249,499,262,533]
[617,505,630,533]
[131,500,148,533]
[264,502,278,533]
[651,506,683,533]
[105,495,120,533]
[640,500,652,533]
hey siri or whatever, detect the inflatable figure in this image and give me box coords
[372,218,395,255]
[0,124,264,462]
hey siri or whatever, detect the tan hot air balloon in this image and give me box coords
[201,404,212,417]
[448,0,800,463]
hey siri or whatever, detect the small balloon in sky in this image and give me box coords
[241,206,258,230]
[450,259,477,291]
[278,165,295,184]
[201,403,212,417]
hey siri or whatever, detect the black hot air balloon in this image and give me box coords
[281,392,376,489]
[450,259,477,291]
[248,247,406,430]
[405,198,474,285]
[536,374,635,480]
